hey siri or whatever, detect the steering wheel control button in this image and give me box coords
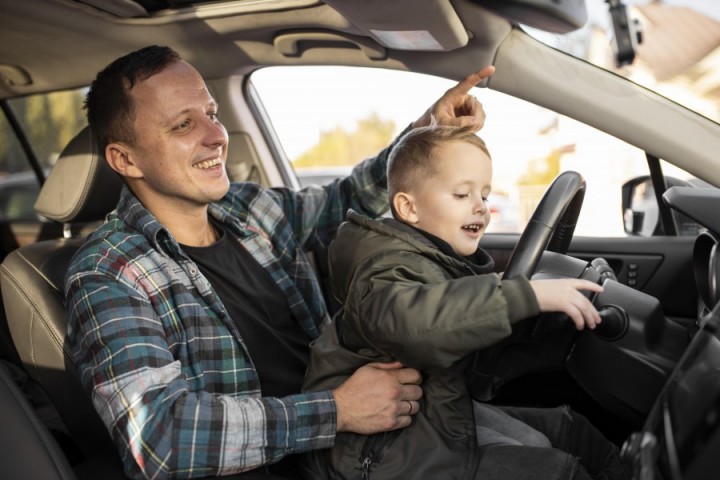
[591,257,618,282]
[627,264,638,286]
[618,256,662,289]
[595,305,628,341]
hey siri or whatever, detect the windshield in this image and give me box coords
[525,0,720,124]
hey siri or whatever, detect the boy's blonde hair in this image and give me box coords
[387,124,490,218]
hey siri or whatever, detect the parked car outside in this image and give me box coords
[295,166,354,189]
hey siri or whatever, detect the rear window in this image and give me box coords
[0,88,87,220]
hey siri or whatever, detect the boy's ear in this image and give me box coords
[392,192,419,224]
[105,142,143,179]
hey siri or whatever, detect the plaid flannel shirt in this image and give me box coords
[65,140,394,479]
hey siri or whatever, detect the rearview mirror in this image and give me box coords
[622,176,656,236]
[473,0,588,33]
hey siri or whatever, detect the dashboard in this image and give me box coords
[620,186,720,479]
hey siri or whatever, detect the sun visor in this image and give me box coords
[322,0,468,51]
[472,0,588,33]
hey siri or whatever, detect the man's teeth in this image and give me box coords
[463,224,481,231]
[194,158,221,169]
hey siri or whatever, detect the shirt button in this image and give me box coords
[189,268,197,275]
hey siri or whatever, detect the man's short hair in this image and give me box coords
[387,124,490,217]
[84,45,182,152]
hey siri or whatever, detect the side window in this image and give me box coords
[250,66,695,237]
[250,66,453,189]
[0,89,87,221]
[0,113,34,221]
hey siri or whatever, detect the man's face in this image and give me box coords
[411,140,492,256]
[122,60,230,213]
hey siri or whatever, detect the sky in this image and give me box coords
[252,68,459,159]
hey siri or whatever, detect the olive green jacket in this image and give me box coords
[301,210,540,479]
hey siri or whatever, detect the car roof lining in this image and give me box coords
[70,0,322,18]
[0,0,504,99]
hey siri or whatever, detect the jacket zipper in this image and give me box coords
[357,429,402,479]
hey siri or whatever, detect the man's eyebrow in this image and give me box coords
[163,101,218,126]
[162,109,192,127]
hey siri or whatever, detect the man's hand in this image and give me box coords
[412,65,496,131]
[530,278,604,331]
[333,361,422,434]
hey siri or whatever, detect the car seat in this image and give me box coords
[0,361,77,480]
[0,125,124,475]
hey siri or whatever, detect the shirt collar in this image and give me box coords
[115,184,244,258]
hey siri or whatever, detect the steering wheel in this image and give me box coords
[502,171,586,280]
[470,172,587,401]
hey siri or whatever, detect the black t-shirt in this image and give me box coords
[182,220,310,398]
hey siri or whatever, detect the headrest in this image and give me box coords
[34,126,123,224]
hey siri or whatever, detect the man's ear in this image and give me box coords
[105,142,143,179]
[392,192,419,224]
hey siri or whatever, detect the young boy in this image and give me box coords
[301,125,628,480]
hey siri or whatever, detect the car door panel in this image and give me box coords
[481,234,696,323]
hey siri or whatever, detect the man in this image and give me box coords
[65,44,493,479]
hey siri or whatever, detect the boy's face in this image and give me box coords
[399,140,492,256]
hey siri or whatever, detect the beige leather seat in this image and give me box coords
[0,126,123,473]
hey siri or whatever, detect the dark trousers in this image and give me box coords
[474,404,630,480]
